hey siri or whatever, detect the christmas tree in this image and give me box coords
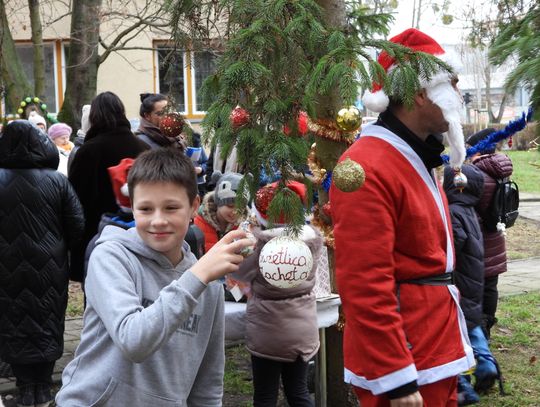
[168,0,453,235]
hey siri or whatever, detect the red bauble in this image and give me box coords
[322,202,332,217]
[255,184,276,215]
[230,106,250,129]
[159,112,185,138]
[283,111,309,136]
[297,111,308,135]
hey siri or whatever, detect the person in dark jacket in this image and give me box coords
[444,164,502,403]
[0,120,84,407]
[467,128,514,338]
[68,91,149,283]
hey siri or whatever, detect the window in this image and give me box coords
[15,43,58,112]
[157,45,186,113]
[156,45,219,117]
[193,51,218,113]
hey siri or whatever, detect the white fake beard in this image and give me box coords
[426,82,466,168]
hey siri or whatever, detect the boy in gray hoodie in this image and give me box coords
[56,148,253,407]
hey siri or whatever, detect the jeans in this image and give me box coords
[251,355,313,407]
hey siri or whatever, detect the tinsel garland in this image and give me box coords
[306,143,327,184]
[307,117,357,145]
[310,204,335,248]
[442,107,534,163]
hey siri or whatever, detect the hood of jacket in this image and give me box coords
[473,152,513,180]
[0,120,59,169]
[443,164,484,206]
[96,225,194,269]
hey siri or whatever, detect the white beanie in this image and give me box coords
[28,111,47,130]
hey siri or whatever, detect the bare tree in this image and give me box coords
[0,0,32,111]
[28,0,45,99]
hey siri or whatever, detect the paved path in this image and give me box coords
[1,198,539,401]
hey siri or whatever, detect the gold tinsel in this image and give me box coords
[310,204,335,249]
[307,117,357,145]
[307,143,327,185]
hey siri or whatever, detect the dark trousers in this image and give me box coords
[10,361,54,388]
[483,275,499,337]
[251,354,313,407]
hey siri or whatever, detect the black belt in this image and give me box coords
[398,272,454,286]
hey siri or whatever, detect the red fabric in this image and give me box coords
[108,158,134,209]
[373,28,445,91]
[353,376,458,407]
[193,215,219,253]
[331,136,466,390]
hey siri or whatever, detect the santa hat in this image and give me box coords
[28,111,47,130]
[362,28,462,113]
[108,158,135,212]
[252,181,307,227]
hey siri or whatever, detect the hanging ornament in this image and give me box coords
[336,106,362,132]
[25,97,32,103]
[33,97,40,103]
[20,101,27,107]
[17,108,24,115]
[322,202,332,218]
[41,104,47,110]
[230,106,250,129]
[159,112,185,139]
[307,143,327,185]
[333,157,366,192]
[283,111,309,136]
[453,167,468,192]
[259,236,313,289]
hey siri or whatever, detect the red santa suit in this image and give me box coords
[331,123,474,399]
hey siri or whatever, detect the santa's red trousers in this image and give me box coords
[353,376,457,407]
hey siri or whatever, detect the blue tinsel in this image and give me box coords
[442,106,534,164]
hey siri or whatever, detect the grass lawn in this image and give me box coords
[506,150,540,194]
[478,292,540,406]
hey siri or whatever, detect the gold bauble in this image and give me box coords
[333,157,365,192]
[336,106,362,132]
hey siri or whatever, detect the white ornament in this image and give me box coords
[258,236,313,289]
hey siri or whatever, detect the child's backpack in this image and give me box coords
[483,178,519,232]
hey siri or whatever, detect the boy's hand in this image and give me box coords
[190,229,254,284]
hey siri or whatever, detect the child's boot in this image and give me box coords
[469,326,502,394]
[457,375,480,405]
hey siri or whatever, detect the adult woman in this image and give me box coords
[136,93,185,150]
[68,91,148,282]
[0,120,84,407]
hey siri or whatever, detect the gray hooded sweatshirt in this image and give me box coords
[55,226,224,407]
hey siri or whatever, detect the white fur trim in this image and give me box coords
[120,183,129,197]
[362,88,389,113]
[251,204,268,228]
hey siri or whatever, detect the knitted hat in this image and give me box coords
[362,28,461,113]
[214,172,243,207]
[108,158,135,212]
[48,123,72,140]
[28,111,47,130]
[252,181,307,227]
[77,104,91,137]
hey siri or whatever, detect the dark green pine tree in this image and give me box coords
[168,0,453,233]
[489,1,539,135]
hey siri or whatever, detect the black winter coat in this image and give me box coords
[443,164,485,330]
[68,123,148,282]
[0,121,84,364]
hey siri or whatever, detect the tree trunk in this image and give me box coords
[0,0,32,111]
[28,0,45,99]
[58,0,102,129]
[315,1,355,405]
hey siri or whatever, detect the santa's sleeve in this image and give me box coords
[331,160,417,395]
